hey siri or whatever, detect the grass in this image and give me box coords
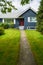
[25,30,43,65]
[0,29,20,65]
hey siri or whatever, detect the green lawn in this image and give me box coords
[25,30,43,65]
[0,29,20,65]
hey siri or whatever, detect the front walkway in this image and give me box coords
[18,30,36,65]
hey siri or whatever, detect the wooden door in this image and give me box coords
[19,19,24,26]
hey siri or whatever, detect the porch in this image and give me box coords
[16,18,24,30]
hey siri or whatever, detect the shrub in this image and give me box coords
[40,26,43,34]
[37,24,43,34]
[0,23,4,27]
[37,0,43,34]
[10,24,15,28]
[0,27,4,35]
[3,24,9,29]
[0,23,15,29]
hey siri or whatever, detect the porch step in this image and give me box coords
[19,26,24,30]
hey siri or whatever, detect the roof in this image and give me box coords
[0,7,37,18]
[18,7,37,17]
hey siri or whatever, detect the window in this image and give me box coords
[28,17,37,22]
[28,17,30,22]
[4,19,14,24]
[30,17,37,22]
[0,19,2,23]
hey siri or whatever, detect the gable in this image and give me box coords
[19,9,36,18]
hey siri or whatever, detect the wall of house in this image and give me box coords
[20,9,37,29]
[0,9,37,29]
[15,19,20,29]
[0,18,3,23]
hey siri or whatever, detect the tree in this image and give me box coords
[0,0,17,13]
[21,0,30,5]
[37,0,43,34]
[21,0,33,5]
[0,0,33,13]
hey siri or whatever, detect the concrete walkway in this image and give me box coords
[18,30,36,65]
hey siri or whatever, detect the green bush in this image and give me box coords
[40,26,43,34]
[37,0,43,34]
[0,23,4,27]
[3,24,9,29]
[10,24,14,28]
[37,24,43,34]
[0,27,4,35]
[0,23,15,29]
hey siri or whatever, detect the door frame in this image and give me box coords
[19,18,24,30]
[19,18,24,26]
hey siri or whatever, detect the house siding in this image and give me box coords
[0,9,37,29]
[20,9,36,17]
[15,19,19,28]
[19,9,37,29]
[0,18,3,23]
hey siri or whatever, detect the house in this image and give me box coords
[0,7,37,30]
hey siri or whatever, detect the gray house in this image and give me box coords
[0,7,37,30]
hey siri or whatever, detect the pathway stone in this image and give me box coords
[18,30,36,65]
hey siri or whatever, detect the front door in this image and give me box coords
[19,19,24,26]
[19,19,24,30]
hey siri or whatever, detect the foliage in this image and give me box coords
[0,23,3,27]
[0,27,4,35]
[21,0,33,5]
[0,29,20,65]
[10,24,15,28]
[0,0,17,13]
[3,23,9,29]
[21,0,29,5]
[26,30,43,65]
[37,0,43,34]
[0,23,15,29]
[0,0,33,13]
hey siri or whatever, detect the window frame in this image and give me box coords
[30,17,37,22]
[28,17,30,22]
[14,19,16,24]
[4,18,14,24]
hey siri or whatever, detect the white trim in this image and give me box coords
[2,19,4,23]
[14,19,16,24]
[28,17,30,22]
